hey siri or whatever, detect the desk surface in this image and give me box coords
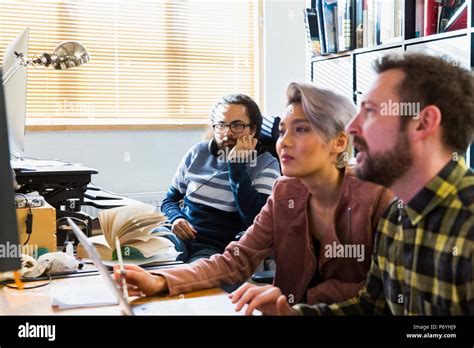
[0,273,224,315]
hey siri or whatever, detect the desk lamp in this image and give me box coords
[2,29,91,156]
[2,40,90,86]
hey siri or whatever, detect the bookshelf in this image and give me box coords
[309,0,473,167]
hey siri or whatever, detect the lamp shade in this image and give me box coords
[51,41,90,70]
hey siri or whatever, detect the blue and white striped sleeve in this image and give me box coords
[229,155,280,227]
[251,160,280,196]
[161,145,196,223]
[170,145,195,194]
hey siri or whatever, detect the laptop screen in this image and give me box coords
[67,218,134,315]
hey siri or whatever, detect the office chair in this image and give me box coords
[259,114,281,159]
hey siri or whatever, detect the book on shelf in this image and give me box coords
[354,0,364,48]
[416,0,467,37]
[334,2,339,49]
[76,203,179,264]
[316,0,327,53]
[415,0,425,37]
[321,0,338,54]
[379,0,392,44]
[438,5,452,32]
[394,0,403,40]
[315,0,400,54]
[367,0,403,46]
[363,0,369,47]
[424,0,443,36]
[311,0,411,54]
[375,0,381,45]
[442,1,467,32]
[337,0,354,51]
[312,0,466,55]
[365,0,376,47]
[377,0,403,44]
[304,8,322,57]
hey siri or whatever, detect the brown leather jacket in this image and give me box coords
[154,171,394,305]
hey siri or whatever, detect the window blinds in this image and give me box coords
[0,0,257,127]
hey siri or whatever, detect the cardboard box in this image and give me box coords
[16,202,56,256]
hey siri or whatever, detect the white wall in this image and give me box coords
[24,129,204,195]
[21,0,308,198]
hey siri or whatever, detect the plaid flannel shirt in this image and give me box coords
[294,158,473,315]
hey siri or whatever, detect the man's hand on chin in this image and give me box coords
[228,135,257,162]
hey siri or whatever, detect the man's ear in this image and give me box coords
[411,105,442,142]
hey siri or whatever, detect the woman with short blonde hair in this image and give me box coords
[286,82,354,169]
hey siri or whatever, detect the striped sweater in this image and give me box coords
[161,140,281,250]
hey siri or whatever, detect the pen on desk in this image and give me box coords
[115,237,129,303]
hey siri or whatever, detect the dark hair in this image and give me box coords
[210,94,263,138]
[374,53,474,153]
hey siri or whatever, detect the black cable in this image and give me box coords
[183,163,227,200]
[14,193,32,214]
[23,233,31,245]
[15,193,33,245]
[5,273,52,290]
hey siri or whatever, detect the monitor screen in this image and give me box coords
[0,67,21,273]
[1,27,28,156]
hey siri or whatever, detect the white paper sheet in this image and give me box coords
[134,294,261,316]
[51,282,117,309]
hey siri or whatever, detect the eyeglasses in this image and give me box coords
[212,122,252,134]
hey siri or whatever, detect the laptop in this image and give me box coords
[68,218,254,315]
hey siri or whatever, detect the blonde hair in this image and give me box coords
[286,82,356,168]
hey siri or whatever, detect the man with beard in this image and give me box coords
[226,53,473,315]
[160,94,280,263]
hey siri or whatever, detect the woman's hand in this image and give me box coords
[113,264,168,297]
[229,282,298,316]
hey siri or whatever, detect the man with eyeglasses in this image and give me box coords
[161,94,281,263]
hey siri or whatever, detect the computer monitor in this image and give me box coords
[0,68,21,272]
[1,28,29,157]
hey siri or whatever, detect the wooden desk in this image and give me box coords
[0,273,224,315]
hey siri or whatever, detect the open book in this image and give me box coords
[77,204,179,264]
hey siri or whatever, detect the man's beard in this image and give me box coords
[353,131,413,188]
[217,136,236,150]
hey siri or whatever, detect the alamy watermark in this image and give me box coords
[55,100,95,117]
[0,242,38,259]
[380,100,421,119]
[18,322,55,341]
[324,241,365,262]
[217,148,257,167]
